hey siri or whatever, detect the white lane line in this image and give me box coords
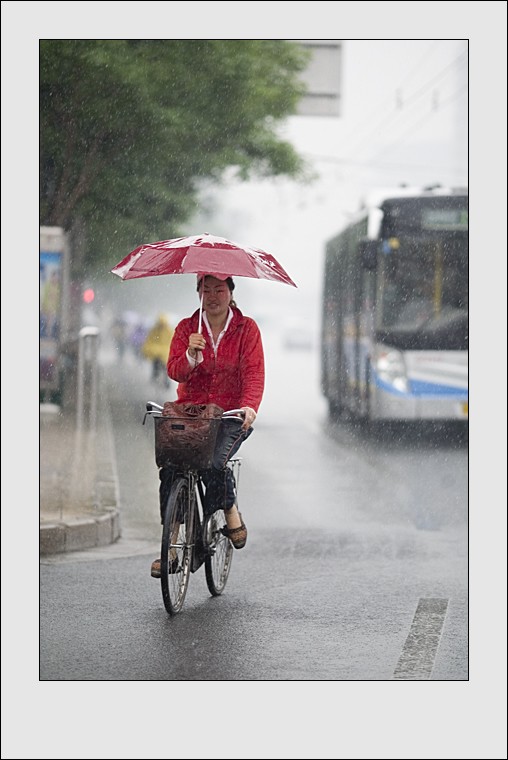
[393,597,449,680]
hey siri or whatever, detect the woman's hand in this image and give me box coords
[241,407,257,431]
[188,332,206,359]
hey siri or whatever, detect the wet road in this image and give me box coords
[40,328,468,681]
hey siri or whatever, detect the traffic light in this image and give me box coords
[83,288,95,304]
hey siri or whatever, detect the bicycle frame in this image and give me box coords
[185,459,241,575]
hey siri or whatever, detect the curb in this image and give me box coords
[40,382,122,555]
[40,509,121,554]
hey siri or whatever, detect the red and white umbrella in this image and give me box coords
[111,232,297,331]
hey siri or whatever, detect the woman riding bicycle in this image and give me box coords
[151,273,265,578]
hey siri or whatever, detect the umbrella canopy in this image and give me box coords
[110,233,297,288]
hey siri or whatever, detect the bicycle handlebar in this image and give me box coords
[221,408,246,419]
[146,401,164,412]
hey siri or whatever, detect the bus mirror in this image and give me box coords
[358,240,378,270]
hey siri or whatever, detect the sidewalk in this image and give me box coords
[40,385,121,555]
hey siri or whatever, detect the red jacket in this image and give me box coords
[167,307,265,413]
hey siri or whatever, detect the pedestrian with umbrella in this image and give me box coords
[111,233,296,577]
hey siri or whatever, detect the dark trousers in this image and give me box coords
[158,419,253,522]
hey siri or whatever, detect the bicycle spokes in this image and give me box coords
[204,510,233,596]
[161,478,194,614]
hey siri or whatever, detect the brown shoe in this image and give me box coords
[151,557,180,577]
[221,513,247,549]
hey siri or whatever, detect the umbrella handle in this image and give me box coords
[198,289,204,334]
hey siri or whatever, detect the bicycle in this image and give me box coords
[143,402,245,615]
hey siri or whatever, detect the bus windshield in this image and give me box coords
[376,234,468,350]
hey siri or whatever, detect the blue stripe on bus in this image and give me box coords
[410,378,468,397]
[373,374,468,399]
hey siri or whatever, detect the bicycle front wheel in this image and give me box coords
[204,509,234,596]
[161,476,195,615]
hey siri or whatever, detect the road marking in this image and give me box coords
[393,597,449,680]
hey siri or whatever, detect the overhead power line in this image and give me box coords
[338,46,467,160]
[305,77,467,168]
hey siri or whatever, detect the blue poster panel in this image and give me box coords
[40,251,62,387]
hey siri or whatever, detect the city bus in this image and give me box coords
[321,186,468,424]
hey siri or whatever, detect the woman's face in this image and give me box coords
[200,276,231,319]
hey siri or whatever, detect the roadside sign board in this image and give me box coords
[40,227,69,392]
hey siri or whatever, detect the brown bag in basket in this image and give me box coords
[155,402,224,470]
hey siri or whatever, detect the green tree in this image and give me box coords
[40,40,310,276]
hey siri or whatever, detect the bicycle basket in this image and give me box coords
[154,402,224,469]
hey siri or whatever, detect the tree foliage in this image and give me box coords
[40,40,310,274]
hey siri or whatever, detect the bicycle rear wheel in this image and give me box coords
[161,476,195,615]
[204,509,233,596]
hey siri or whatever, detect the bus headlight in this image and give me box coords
[374,346,408,393]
